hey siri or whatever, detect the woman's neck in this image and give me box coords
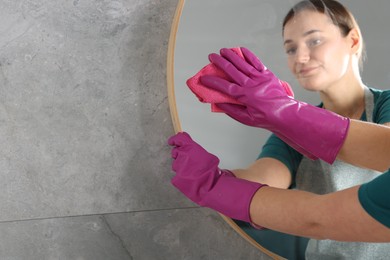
[320,79,366,119]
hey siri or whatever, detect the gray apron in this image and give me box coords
[295,87,390,260]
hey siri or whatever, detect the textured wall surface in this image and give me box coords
[0,0,268,259]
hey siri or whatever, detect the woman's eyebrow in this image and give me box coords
[284,29,322,45]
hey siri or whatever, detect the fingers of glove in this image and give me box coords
[208,53,251,86]
[220,48,261,80]
[171,149,212,177]
[280,80,295,97]
[170,146,193,172]
[240,47,266,72]
[167,131,192,146]
[171,146,179,159]
[171,153,187,172]
[215,102,245,113]
[215,103,254,126]
[200,75,243,99]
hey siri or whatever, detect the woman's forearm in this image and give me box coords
[338,120,390,171]
[249,185,390,242]
[233,158,292,189]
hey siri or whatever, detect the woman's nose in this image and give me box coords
[295,48,310,64]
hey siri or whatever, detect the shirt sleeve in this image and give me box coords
[372,89,390,124]
[358,169,390,228]
[257,133,303,186]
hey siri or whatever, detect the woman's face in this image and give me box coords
[283,10,355,91]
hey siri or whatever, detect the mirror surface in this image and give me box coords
[170,0,389,258]
[172,0,388,169]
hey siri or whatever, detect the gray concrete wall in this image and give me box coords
[0,0,268,259]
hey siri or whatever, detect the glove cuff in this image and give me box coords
[208,169,267,229]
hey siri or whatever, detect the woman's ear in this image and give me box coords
[348,28,361,55]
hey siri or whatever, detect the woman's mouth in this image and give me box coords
[298,67,319,77]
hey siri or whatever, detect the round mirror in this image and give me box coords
[167,0,389,259]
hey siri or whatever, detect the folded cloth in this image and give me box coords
[186,47,294,112]
[186,47,244,112]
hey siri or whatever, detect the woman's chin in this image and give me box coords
[300,83,321,92]
[298,79,324,92]
[303,86,319,92]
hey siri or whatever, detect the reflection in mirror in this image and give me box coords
[168,0,390,259]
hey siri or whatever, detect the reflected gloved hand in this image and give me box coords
[168,131,267,223]
[200,47,350,164]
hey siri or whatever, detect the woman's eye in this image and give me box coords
[285,47,296,55]
[308,39,322,47]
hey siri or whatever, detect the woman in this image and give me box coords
[168,0,390,259]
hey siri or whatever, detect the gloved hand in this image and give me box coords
[168,131,267,223]
[200,47,350,164]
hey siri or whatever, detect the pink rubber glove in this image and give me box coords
[168,132,267,223]
[200,47,350,164]
[186,47,294,112]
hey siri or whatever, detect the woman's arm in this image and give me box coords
[168,132,390,242]
[241,120,390,241]
[250,184,390,242]
[338,120,390,172]
[237,121,390,241]
[233,158,291,189]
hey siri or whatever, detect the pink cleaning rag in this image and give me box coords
[186,47,244,112]
[186,47,294,112]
